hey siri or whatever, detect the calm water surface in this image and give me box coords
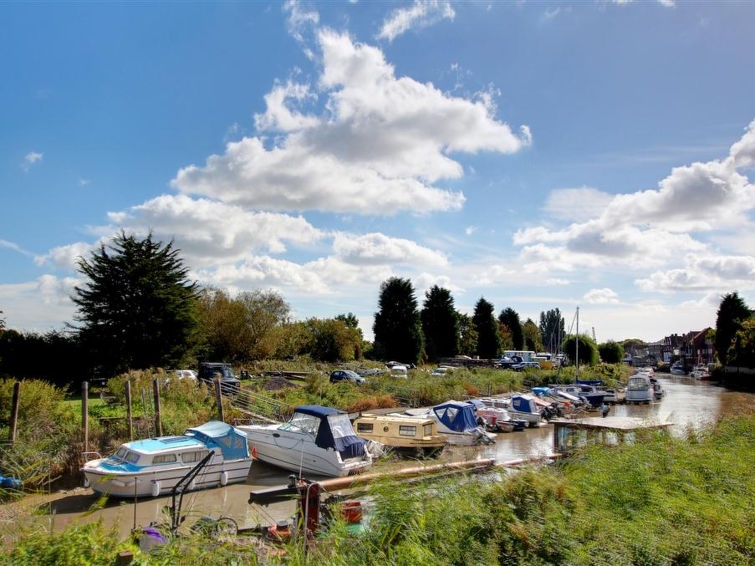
[21,375,752,538]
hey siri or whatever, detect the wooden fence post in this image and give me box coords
[215,378,225,423]
[9,381,21,444]
[152,378,162,437]
[82,381,89,455]
[125,380,133,440]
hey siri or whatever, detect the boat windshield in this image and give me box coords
[329,413,357,440]
[628,377,650,390]
[113,447,140,464]
[281,412,319,435]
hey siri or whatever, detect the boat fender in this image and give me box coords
[151,480,160,497]
[220,471,228,486]
[83,476,90,488]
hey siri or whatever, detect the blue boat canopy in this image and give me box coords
[184,421,249,461]
[532,387,550,395]
[511,395,538,414]
[295,405,366,460]
[433,401,478,432]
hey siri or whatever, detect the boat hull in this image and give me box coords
[82,458,252,498]
[239,426,371,478]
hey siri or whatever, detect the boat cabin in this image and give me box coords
[354,414,446,455]
[553,417,671,454]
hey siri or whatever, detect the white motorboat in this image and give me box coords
[237,405,372,478]
[402,400,494,445]
[81,421,252,498]
[626,374,654,404]
[504,394,542,427]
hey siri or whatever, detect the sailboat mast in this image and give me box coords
[575,306,579,380]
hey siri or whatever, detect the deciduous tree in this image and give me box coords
[598,340,624,364]
[522,318,543,353]
[715,292,751,365]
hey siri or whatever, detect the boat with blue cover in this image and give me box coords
[237,405,372,478]
[80,421,253,498]
[403,400,495,445]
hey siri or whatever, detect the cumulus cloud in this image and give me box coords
[333,232,447,267]
[377,0,455,42]
[36,195,325,270]
[584,288,619,304]
[194,254,393,298]
[514,119,755,273]
[172,30,528,215]
[253,81,320,132]
[636,254,755,293]
[21,151,43,172]
[36,241,94,270]
[0,275,79,331]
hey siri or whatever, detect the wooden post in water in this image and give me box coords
[82,381,89,455]
[152,378,162,437]
[9,381,21,444]
[125,380,133,440]
[215,377,225,423]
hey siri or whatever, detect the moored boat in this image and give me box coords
[625,373,654,404]
[81,421,252,498]
[237,405,372,478]
[353,413,446,456]
[402,401,495,445]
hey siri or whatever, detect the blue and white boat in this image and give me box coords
[404,401,494,445]
[237,405,372,478]
[505,394,542,427]
[81,421,253,498]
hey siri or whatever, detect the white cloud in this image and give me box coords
[253,81,320,132]
[172,30,528,215]
[377,0,455,42]
[283,0,319,43]
[636,254,755,293]
[333,232,447,267]
[0,275,78,331]
[543,187,614,222]
[35,241,94,270]
[36,194,325,270]
[584,288,619,304]
[513,119,755,274]
[0,239,34,258]
[21,151,43,172]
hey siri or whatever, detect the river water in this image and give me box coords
[15,375,753,539]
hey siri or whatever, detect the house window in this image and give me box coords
[357,423,373,433]
[399,425,416,437]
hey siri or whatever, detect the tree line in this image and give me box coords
[0,233,752,386]
[371,276,628,365]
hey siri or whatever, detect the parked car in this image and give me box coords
[197,362,240,395]
[174,369,197,381]
[329,370,365,385]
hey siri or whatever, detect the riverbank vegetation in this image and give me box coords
[2,403,752,565]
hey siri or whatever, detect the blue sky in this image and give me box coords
[2,0,755,343]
